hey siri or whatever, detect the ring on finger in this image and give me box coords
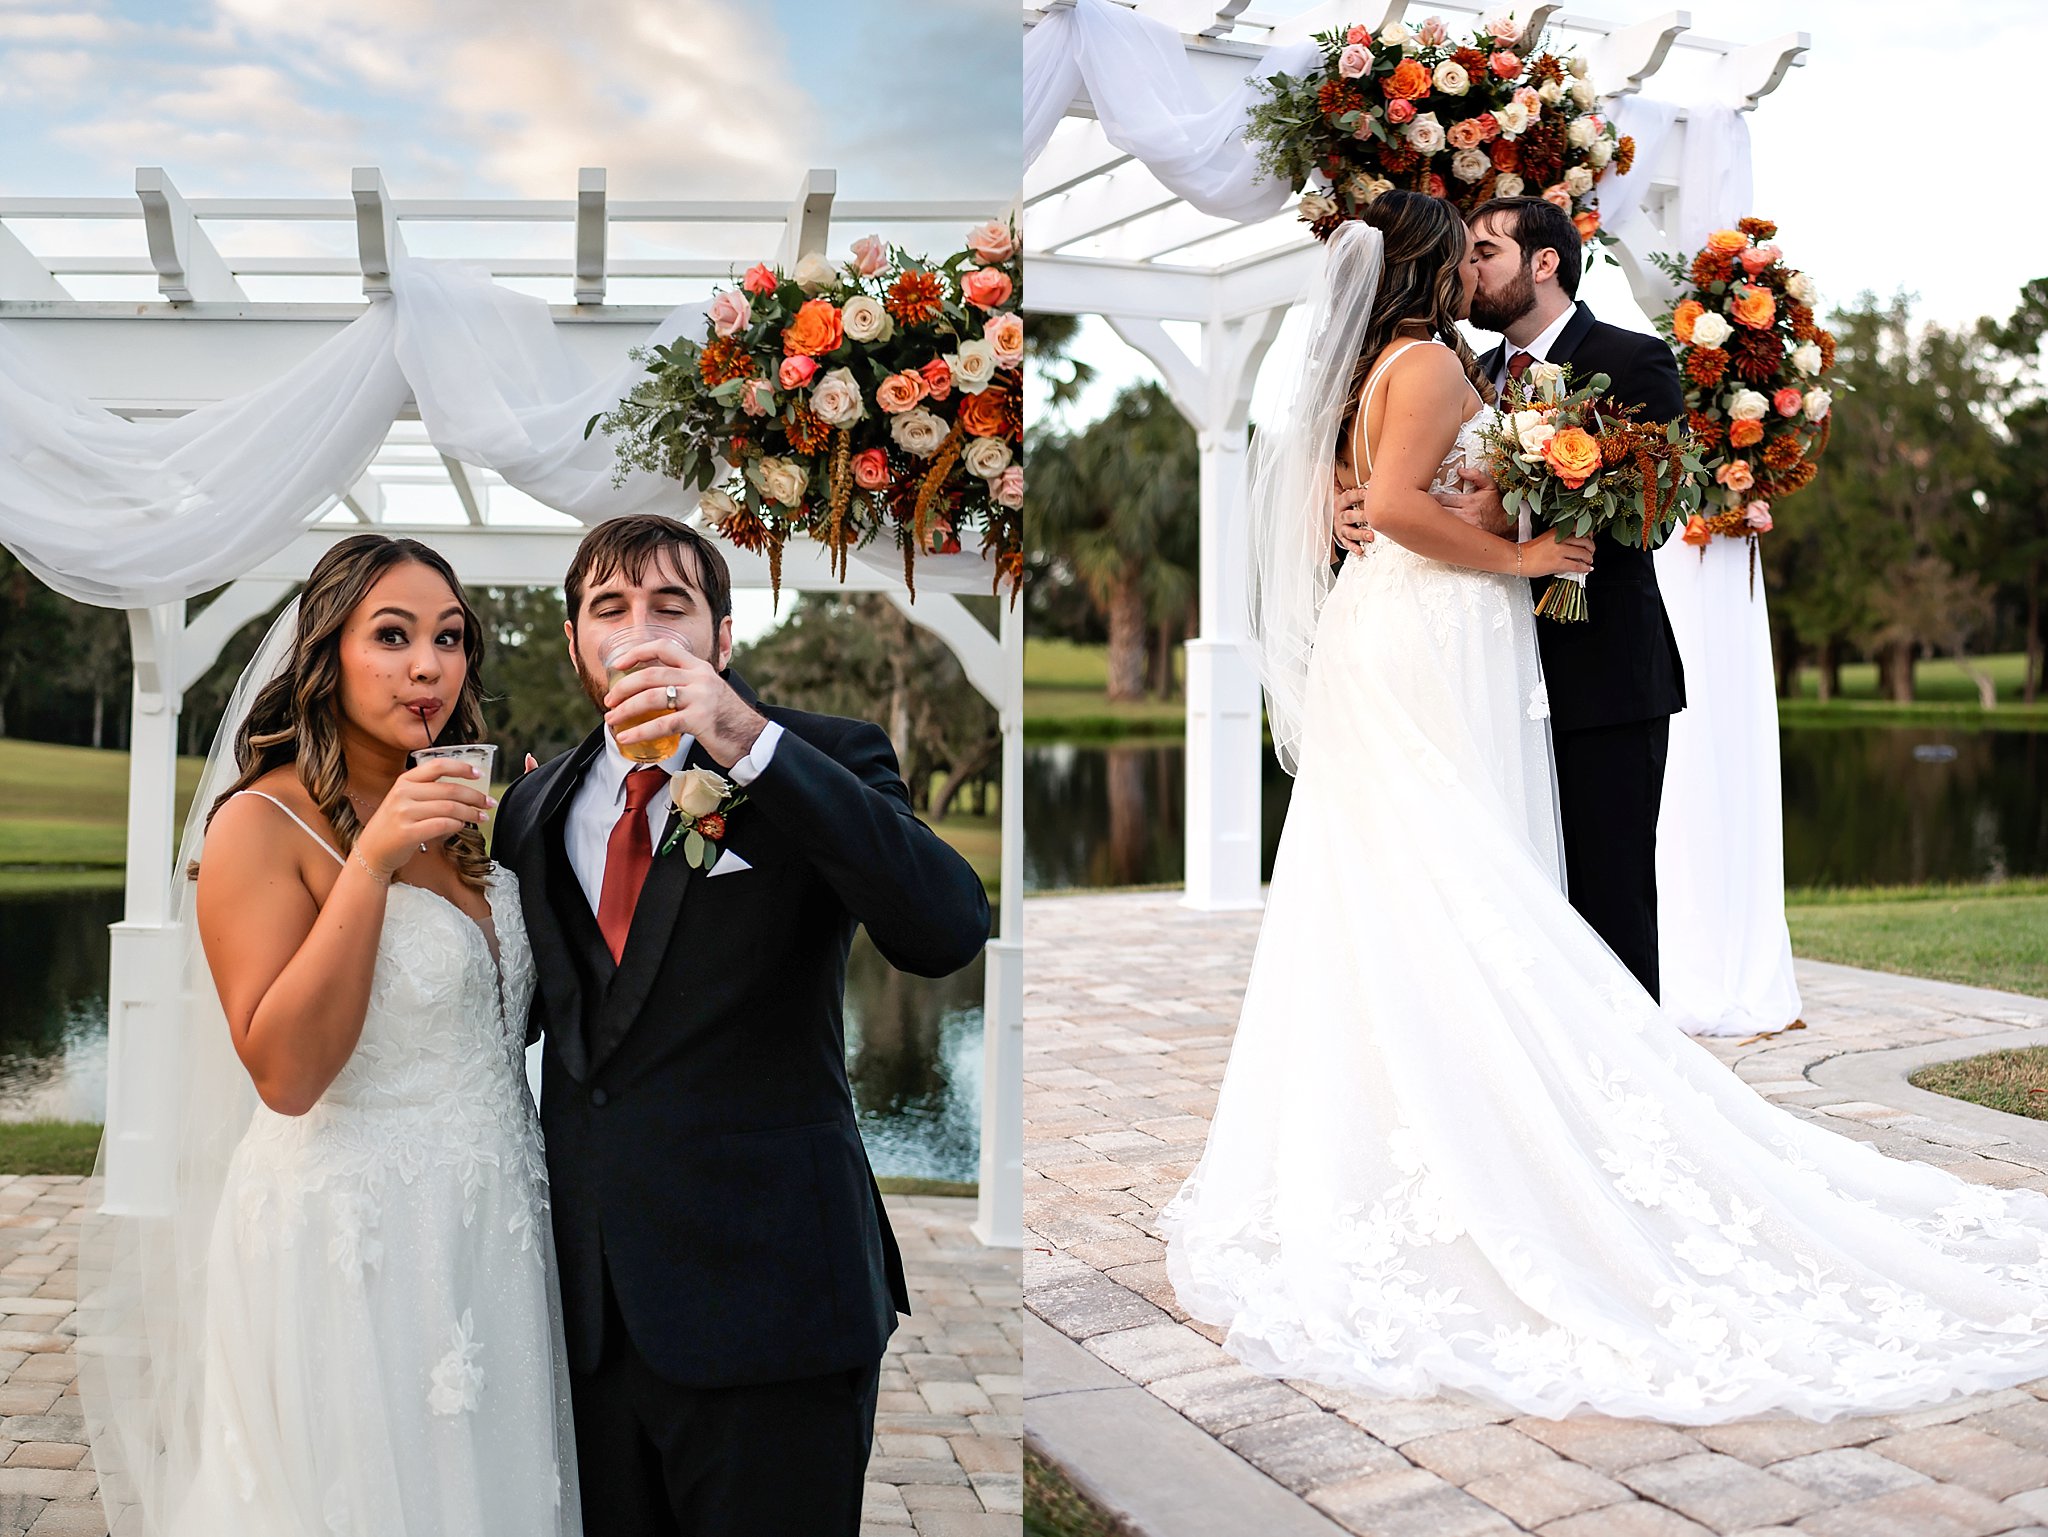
[664,684,679,711]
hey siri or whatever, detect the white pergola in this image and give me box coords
[1025,0,1806,911]
[0,166,1022,1248]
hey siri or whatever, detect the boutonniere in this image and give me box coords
[660,766,747,870]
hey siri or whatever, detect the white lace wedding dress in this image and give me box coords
[1160,350,2048,1424]
[169,792,580,1535]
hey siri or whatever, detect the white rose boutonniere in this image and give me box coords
[661,766,746,868]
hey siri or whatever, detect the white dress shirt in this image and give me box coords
[1494,302,1579,389]
[563,720,783,914]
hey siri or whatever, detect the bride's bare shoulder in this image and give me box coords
[201,771,332,878]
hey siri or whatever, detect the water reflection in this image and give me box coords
[0,888,983,1182]
[1028,727,2048,893]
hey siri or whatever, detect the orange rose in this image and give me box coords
[1729,286,1775,330]
[1382,59,1432,99]
[1541,426,1602,489]
[1728,418,1764,448]
[781,298,844,357]
[1672,300,1704,343]
[1573,210,1600,242]
[1681,514,1711,548]
[1706,229,1749,255]
[959,385,1009,440]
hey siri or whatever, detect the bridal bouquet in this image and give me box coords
[591,218,1024,600]
[1651,218,1835,579]
[1477,363,1707,622]
[1245,11,1632,243]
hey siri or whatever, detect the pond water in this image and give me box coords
[0,888,985,1183]
[1025,726,2048,893]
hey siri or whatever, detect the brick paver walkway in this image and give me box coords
[0,1187,1017,1537]
[1026,889,2048,1537]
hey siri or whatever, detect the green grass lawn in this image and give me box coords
[1025,637,1188,740]
[1909,1049,2048,1121]
[0,1121,102,1177]
[1785,879,2048,1000]
[1025,1449,1126,1537]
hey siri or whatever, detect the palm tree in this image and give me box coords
[1031,382,1198,702]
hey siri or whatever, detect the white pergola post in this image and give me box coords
[976,599,1024,1247]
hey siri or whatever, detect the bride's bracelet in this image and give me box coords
[350,848,393,888]
[1514,541,1523,579]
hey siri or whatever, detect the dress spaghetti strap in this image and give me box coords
[1350,338,1443,480]
[235,790,346,865]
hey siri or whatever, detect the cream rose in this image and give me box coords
[793,252,837,293]
[1432,59,1470,96]
[1380,20,1411,48]
[1789,341,1823,377]
[1405,113,1447,156]
[1512,409,1556,458]
[671,766,731,820]
[808,367,866,427]
[1587,138,1613,170]
[1451,148,1490,184]
[1494,172,1526,197]
[947,338,998,395]
[747,456,808,508]
[1690,311,1733,349]
[1726,388,1769,422]
[890,407,949,458]
[1563,165,1594,197]
[963,436,1013,480]
[1802,388,1832,421]
[1570,77,1597,110]
[1495,101,1530,137]
[1300,190,1339,222]
[1526,360,1568,402]
[1538,78,1562,105]
[1569,54,1589,78]
[1567,117,1599,150]
[1787,271,1816,303]
[698,488,740,525]
[841,294,892,344]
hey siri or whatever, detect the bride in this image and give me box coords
[78,534,578,1534]
[1158,191,2048,1423]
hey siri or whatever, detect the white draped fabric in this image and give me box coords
[0,262,1005,609]
[1021,0,1316,219]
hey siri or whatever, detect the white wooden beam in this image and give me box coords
[883,591,1005,712]
[1030,160,1181,252]
[178,579,296,693]
[1584,10,1689,97]
[441,454,485,525]
[135,168,246,305]
[574,166,607,306]
[352,166,402,299]
[341,472,382,523]
[1714,30,1809,111]
[1105,316,1206,428]
[1023,120,1130,204]
[776,168,837,271]
[0,221,66,301]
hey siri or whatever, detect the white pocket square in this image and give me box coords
[707,848,752,878]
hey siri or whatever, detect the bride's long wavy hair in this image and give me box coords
[202,534,492,893]
[1336,191,1496,459]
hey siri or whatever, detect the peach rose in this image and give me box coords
[1729,286,1776,330]
[965,219,1015,264]
[1672,299,1705,343]
[1542,184,1572,211]
[876,370,929,414]
[1681,514,1711,548]
[1416,16,1448,45]
[920,356,953,402]
[1345,24,1371,44]
[707,289,752,338]
[1447,117,1486,151]
[1484,12,1521,43]
[1744,500,1773,531]
[1728,418,1763,448]
[1476,111,1501,142]
[1383,58,1432,99]
[1715,460,1755,493]
[1424,173,1447,198]
[1489,50,1521,79]
[985,311,1024,370]
[1773,387,1804,417]
[1339,42,1372,78]
[1705,229,1749,255]
[1541,426,1602,489]
[1386,97,1416,125]
[1514,86,1542,116]
[781,298,844,357]
[778,354,818,390]
[1573,210,1600,242]
[739,378,773,418]
[993,465,1024,510]
[852,447,890,491]
[851,234,888,277]
[1738,243,1779,277]
[741,262,778,296]
[961,266,1013,310]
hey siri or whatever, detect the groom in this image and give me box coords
[1338,196,1685,999]
[492,514,991,1535]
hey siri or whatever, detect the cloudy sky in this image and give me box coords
[1039,0,2038,431]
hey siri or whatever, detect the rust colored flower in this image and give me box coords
[1763,435,1805,471]
[1729,286,1776,329]
[1687,410,1725,451]
[959,384,1009,440]
[1817,330,1837,370]
[698,336,754,386]
[1453,46,1487,73]
[1728,418,1764,449]
[1318,79,1365,116]
[1730,328,1784,382]
[1382,58,1432,99]
[1738,216,1779,240]
[1614,135,1635,175]
[1490,139,1520,172]
[1382,146,1421,173]
[1690,250,1735,288]
[885,269,946,327]
[1685,347,1729,387]
[1542,426,1603,489]
[781,298,844,357]
[1532,53,1566,84]
[1597,429,1631,468]
[717,502,772,553]
[784,402,830,455]
[695,812,726,842]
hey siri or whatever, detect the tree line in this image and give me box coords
[1028,281,2048,705]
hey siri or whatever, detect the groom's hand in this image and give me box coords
[1334,478,1376,556]
[602,637,768,769]
[1436,466,1512,536]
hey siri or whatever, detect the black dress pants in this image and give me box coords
[1551,714,1671,1002]
[570,1262,882,1537]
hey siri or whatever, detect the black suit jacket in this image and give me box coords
[491,671,991,1387]
[1482,302,1688,733]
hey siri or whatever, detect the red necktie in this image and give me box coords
[597,767,666,963]
[1506,350,1533,383]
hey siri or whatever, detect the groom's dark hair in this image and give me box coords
[1469,196,1584,299]
[564,514,733,631]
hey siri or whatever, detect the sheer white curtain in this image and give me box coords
[1646,101,1803,1036]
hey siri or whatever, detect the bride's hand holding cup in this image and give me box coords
[353,759,497,878]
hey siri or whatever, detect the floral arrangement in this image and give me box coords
[1245,11,1633,242]
[592,218,1024,600]
[1477,362,1707,622]
[661,766,744,870]
[1651,217,1834,571]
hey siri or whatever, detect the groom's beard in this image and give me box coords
[1469,262,1536,335]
